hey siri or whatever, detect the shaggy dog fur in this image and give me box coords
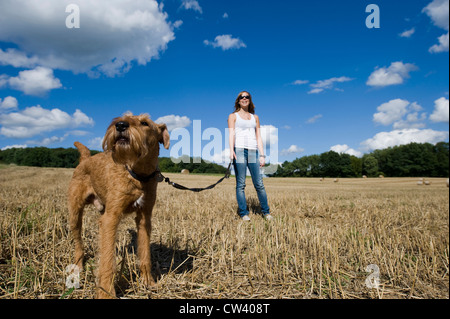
[68,113,170,298]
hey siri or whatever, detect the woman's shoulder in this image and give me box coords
[228,113,237,121]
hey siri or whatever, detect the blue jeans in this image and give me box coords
[233,148,270,217]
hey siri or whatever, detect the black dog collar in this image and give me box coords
[126,166,160,183]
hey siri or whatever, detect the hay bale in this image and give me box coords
[379,175,384,178]
[424,180,431,186]
[181,169,190,174]
[334,178,339,183]
[417,181,423,186]
[362,175,367,179]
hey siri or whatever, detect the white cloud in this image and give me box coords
[330,144,362,157]
[0,48,39,68]
[362,96,449,152]
[373,99,428,130]
[0,0,175,77]
[29,135,68,146]
[399,28,415,38]
[292,80,309,85]
[0,75,8,89]
[0,96,18,111]
[361,129,449,151]
[280,145,304,156]
[423,0,449,53]
[88,137,104,151]
[4,67,62,96]
[26,131,92,147]
[367,62,418,87]
[0,105,93,138]
[423,0,449,31]
[1,144,27,151]
[306,114,323,124]
[69,130,90,136]
[429,97,449,122]
[204,35,247,50]
[308,76,353,94]
[373,99,411,126]
[155,114,191,132]
[173,20,183,29]
[429,32,449,53]
[223,13,229,19]
[181,0,203,14]
[393,112,427,129]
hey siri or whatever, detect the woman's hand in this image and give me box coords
[259,156,265,168]
[230,150,237,161]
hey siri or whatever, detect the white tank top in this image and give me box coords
[234,112,258,150]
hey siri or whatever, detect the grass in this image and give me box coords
[0,165,448,299]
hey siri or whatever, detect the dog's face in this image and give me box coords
[102,112,170,166]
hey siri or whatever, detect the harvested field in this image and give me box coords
[0,165,448,299]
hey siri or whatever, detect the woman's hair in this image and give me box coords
[234,91,255,114]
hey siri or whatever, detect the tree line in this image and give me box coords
[270,142,449,178]
[1,142,448,177]
[0,147,100,168]
[158,156,228,174]
[0,147,228,174]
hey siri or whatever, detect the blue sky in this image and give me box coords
[0,0,448,165]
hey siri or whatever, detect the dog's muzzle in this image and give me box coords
[115,121,130,144]
[116,121,129,132]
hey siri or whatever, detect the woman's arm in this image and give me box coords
[254,115,265,167]
[228,113,237,160]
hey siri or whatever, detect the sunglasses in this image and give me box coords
[239,95,250,100]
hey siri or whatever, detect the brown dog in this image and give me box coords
[68,112,170,298]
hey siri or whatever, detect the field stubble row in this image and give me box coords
[0,165,448,299]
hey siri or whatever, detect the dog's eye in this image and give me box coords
[140,121,149,126]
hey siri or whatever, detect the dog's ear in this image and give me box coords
[157,123,170,149]
[102,122,116,151]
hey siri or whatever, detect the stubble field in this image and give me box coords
[0,165,448,299]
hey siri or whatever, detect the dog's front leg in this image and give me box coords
[97,212,121,299]
[135,210,155,288]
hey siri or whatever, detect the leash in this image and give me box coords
[158,161,232,193]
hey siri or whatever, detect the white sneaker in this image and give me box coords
[264,214,273,221]
[241,215,251,221]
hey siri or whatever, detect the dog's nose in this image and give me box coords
[115,121,129,132]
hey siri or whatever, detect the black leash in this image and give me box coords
[159,161,232,193]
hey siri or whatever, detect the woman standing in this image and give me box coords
[228,91,272,221]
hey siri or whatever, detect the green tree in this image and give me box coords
[434,142,449,177]
[320,151,341,177]
[338,153,354,177]
[350,156,362,177]
[363,155,378,177]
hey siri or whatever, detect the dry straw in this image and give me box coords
[0,166,448,299]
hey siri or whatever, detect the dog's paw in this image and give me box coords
[140,274,156,289]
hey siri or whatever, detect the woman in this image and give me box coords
[228,91,272,221]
